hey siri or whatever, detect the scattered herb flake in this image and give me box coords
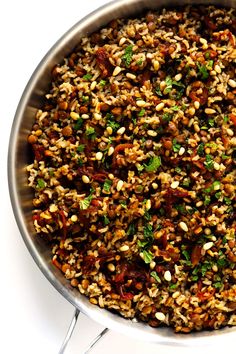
[103,179,112,193]
[122,45,133,67]
[74,118,83,130]
[103,215,110,225]
[172,138,181,153]
[99,80,106,87]
[138,108,146,117]
[145,156,162,173]
[83,73,92,80]
[197,143,205,156]
[142,250,154,264]
[204,154,214,169]
[77,144,85,152]
[85,127,96,140]
[197,62,209,80]
[36,178,46,189]
[150,271,161,283]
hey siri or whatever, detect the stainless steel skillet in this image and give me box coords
[8,0,236,351]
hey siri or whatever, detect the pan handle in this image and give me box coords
[58,308,109,354]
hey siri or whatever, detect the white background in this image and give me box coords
[1,0,235,353]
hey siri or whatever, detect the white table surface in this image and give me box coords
[1,1,235,353]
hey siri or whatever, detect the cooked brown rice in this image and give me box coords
[27,5,236,332]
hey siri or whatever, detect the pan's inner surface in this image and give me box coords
[8,0,236,344]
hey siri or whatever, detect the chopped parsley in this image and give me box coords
[103,179,112,193]
[122,45,133,67]
[197,62,209,80]
[77,144,85,152]
[204,154,214,169]
[197,143,205,156]
[162,113,172,122]
[99,80,106,87]
[81,96,89,103]
[127,223,136,236]
[142,250,154,264]
[144,156,162,173]
[155,86,163,97]
[204,195,211,205]
[103,215,110,225]
[150,271,161,283]
[79,189,94,210]
[223,115,229,123]
[85,127,96,140]
[138,108,146,117]
[182,249,190,261]
[172,138,181,153]
[136,58,143,66]
[36,178,46,189]
[83,73,93,80]
[74,118,83,130]
[106,113,120,132]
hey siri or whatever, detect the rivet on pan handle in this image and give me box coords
[58,308,109,354]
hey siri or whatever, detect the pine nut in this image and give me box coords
[117,180,124,191]
[164,270,172,281]
[203,241,214,251]
[156,102,165,111]
[205,108,216,114]
[95,152,103,161]
[228,79,236,88]
[82,175,90,184]
[113,66,122,76]
[117,127,126,135]
[155,312,166,321]
[179,221,188,232]
[108,146,114,156]
[136,100,146,107]
[119,244,129,252]
[171,181,179,189]
[70,112,79,120]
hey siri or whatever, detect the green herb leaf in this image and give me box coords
[138,108,146,117]
[145,156,161,173]
[122,45,133,67]
[99,80,106,87]
[103,179,112,193]
[142,250,154,264]
[172,138,181,153]
[150,271,161,283]
[77,158,83,166]
[74,118,83,130]
[223,115,229,123]
[83,73,93,80]
[127,223,136,236]
[77,144,85,152]
[182,250,190,261]
[103,215,110,225]
[79,189,94,210]
[169,283,178,290]
[85,127,96,140]
[136,58,143,66]
[36,178,46,189]
[204,154,214,169]
[197,63,209,80]
[197,143,205,156]
[155,86,163,97]
[144,224,154,241]
[81,96,89,103]
[204,195,211,205]
[224,197,232,205]
[213,281,223,289]
[171,105,180,111]
[162,113,172,122]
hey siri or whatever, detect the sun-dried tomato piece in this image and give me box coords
[95,47,113,78]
